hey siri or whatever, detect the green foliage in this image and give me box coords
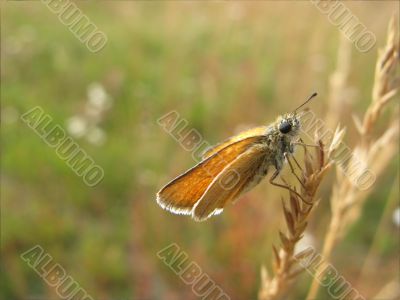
[2,2,398,299]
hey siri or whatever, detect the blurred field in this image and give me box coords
[2,1,399,300]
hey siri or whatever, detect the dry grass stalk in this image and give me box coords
[325,34,352,129]
[258,133,339,300]
[373,279,400,300]
[306,16,400,300]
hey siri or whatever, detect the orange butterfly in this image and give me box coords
[157,93,317,221]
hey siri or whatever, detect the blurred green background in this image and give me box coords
[2,1,399,300]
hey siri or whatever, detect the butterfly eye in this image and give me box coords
[279,121,292,134]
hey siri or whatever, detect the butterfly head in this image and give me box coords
[277,113,301,137]
[277,92,317,137]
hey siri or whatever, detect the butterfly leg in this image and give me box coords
[290,153,303,171]
[292,141,320,148]
[284,152,307,191]
[269,169,312,205]
[293,143,320,148]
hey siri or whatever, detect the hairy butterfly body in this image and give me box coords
[157,93,317,221]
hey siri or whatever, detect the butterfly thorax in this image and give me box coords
[240,114,301,194]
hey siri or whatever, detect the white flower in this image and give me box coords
[86,126,106,146]
[87,82,112,111]
[393,207,400,227]
[66,116,88,138]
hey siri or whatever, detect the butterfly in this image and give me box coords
[156,93,318,221]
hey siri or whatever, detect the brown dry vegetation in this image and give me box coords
[2,2,399,300]
[259,15,399,300]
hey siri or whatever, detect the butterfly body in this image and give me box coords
[240,116,301,190]
[157,112,302,221]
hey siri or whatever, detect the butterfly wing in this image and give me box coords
[156,136,265,215]
[192,143,267,221]
[202,126,267,159]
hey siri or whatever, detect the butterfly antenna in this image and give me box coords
[293,92,318,114]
